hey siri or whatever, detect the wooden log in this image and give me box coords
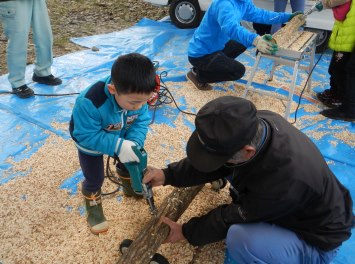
[117,185,204,264]
[273,14,306,49]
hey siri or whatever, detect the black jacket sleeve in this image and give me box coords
[163,158,231,187]
[182,204,240,246]
[181,182,308,246]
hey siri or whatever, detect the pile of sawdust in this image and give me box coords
[1,78,353,264]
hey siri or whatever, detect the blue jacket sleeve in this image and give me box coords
[72,97,122,156]
[216,1,291,47]
[244,4,291,25]
[216,1,258,47]
[124,104,151,147]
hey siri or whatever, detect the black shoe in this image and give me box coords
[32,73,62,86]
[321,98,342,108]
[186,70,212,91]
[12,85,34,98]
[320,108,355,122]
[316,89,337,102]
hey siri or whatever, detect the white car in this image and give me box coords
[144,0,334,52]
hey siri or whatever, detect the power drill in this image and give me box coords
[123,145,157,215]
[304,1,323,16]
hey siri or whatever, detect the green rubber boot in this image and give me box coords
[82,189,109,235]
[116,163,142,199]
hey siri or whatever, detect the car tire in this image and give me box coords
[305,28,330,54]
[169,0,202,29]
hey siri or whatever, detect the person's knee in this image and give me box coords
[233,65,245,80]
[226,224,252,261]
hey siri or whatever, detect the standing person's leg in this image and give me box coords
[0,0,34,98]
[343,48,355,117]
[31,0,61,85]
[321,49,355,121]
[78,151,109,234]
[271,0,288,34]
[224,222,339,264]
[318,52,349,108]
[290,0,305,13]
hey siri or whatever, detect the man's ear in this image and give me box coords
[243,145,256,160]
[107,84,116,95]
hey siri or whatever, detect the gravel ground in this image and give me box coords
[0,0,168,76]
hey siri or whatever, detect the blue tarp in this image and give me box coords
[0,18,354,263]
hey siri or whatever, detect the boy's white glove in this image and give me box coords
[118,140,140,163]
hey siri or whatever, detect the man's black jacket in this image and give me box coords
[163,110,354,251]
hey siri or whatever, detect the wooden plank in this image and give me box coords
[273,14,306,49]
[117,185,204,264]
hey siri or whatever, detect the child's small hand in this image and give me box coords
[118,140,139,163]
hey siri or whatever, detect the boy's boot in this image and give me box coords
[116,163,142,198]
[82,188,109,234]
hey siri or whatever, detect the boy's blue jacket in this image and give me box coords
[69,76,151,156]
[188,0,291,58]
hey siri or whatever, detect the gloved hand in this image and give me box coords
[118,140,139,163]
[253,35,278,55]
[289,11,304,20]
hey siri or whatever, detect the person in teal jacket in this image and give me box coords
[69,53,157,234]
[186,0,303,90]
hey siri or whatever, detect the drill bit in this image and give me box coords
[142,182,158,215]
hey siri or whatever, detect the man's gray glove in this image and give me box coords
[118,140,139,163]
[253,34,278,55]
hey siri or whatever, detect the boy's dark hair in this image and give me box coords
[111,53,156,94]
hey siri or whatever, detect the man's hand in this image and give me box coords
[253,35,278,55]
[118,140,139,163]
[289,11,304,20]
[143,167,165,186]
[161,217,185,243]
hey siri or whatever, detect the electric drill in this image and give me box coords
[123,145,157,215]
[304,1,323,16]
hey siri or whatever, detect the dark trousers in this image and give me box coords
[328,51,351,98]
[343,48,355,115]
[78,151,104,193]
[188,40,247,83]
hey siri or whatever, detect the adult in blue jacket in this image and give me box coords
[186,0,302,90]
[69,53,156,235]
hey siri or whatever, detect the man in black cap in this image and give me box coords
[143,96,354,263]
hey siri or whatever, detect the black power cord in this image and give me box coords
[149,71,197,125]
[290,48,325,124]
[102,156,123,196]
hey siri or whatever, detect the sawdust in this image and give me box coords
[1,77,354,263]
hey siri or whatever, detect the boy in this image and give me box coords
[69,53,156,234]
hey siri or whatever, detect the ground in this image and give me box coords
[0,0,168,76]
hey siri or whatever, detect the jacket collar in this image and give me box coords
[104,76,124,114]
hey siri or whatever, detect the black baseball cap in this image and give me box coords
[186,96,258,172]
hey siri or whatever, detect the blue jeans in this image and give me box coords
[0,0,53,88]
[271,0,305,34]
[224,222,339,264]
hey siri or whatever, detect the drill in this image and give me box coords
[304,1,323,16]
[123,145,157,215]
